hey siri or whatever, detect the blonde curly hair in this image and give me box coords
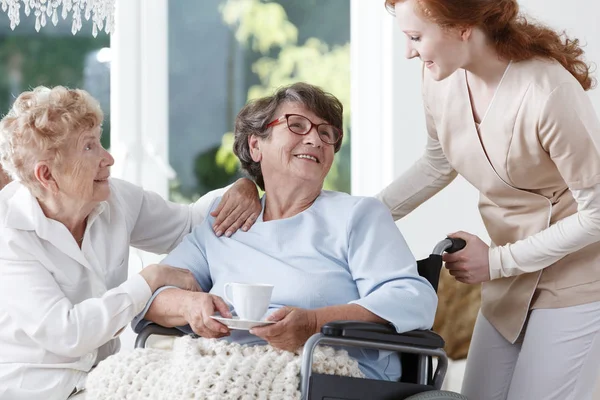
[0,86,103,195]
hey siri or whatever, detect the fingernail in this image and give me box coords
[225,231,232,237]
[249,329,254,334]
[216,230,223,237]
[242,226,248,231]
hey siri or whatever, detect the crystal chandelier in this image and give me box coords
[1,0,116,36]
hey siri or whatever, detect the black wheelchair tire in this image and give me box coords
[404,390,469,400]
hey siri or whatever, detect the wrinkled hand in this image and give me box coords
[211,178,261,237]
[443,231,491,284]
[250,307,317,352]
[140,264,202,293]
[182,292,232,338]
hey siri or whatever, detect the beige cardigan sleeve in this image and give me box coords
[489,82,600,279]
[489,184,600,279]
[376,69,457,220]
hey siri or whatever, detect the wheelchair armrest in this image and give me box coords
[134,323,188,348]
[320,320,445,349]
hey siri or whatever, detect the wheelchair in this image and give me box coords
[135,238,469,400]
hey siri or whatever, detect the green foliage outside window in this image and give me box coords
[216,0,351,193]
[0,35,110,148]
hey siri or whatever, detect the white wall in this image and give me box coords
[351,0,600,260]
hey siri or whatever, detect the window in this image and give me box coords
[167,0,351,203]
[0,16,110,149]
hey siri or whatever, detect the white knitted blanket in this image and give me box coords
[86,336,365,400]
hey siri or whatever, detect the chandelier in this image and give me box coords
[1,0,116,36]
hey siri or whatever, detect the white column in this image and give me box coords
[111,0,171,198]
[110,0,142,185]
[350,1,425,192]
[139,0,172,197]
[349,0,392,197]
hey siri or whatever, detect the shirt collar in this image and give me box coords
[4,181,110,231]
[4,182,38,231]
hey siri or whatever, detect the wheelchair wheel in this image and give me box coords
[405,390,469,400]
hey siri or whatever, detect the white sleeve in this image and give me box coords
[489,183,600,279]
[113,179,230,254]
[0,259,151,358]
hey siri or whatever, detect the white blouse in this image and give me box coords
[375,138,600,280]
[0,178,221,400]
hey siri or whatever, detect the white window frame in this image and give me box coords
[110,0,171,199]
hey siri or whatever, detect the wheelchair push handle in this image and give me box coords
[445,237,466,254]
[432,237,466,256]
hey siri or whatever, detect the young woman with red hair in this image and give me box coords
[377,0,600,399]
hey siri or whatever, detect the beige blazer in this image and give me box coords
[423,59,600,342]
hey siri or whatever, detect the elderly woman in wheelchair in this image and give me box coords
[87,82,453,399]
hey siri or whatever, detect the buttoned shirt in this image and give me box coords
[0,178,220,400]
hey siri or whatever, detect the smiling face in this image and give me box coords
[249,102,335,191]
[53,127,114,204]
[395,0,469,81]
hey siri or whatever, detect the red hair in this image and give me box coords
[385,0,595,90]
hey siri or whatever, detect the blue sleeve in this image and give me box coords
[347,197,438,332]
[160,224,213,292]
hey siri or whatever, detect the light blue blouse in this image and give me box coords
[134,191,437,381]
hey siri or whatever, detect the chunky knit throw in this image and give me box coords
[86,336,365,400]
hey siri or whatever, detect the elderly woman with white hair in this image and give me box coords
[0,86,261,400]
[132,82,438,383]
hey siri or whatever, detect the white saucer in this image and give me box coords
[210,315,276,330]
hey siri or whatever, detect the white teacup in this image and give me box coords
[223,282,274,321]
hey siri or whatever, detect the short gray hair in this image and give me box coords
[233,82,343,190]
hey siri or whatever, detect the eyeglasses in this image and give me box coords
[266,114,343,146]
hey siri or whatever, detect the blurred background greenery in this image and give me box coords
[213,0,350,195]
[0,35,111,148]
[0,0,349,203]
